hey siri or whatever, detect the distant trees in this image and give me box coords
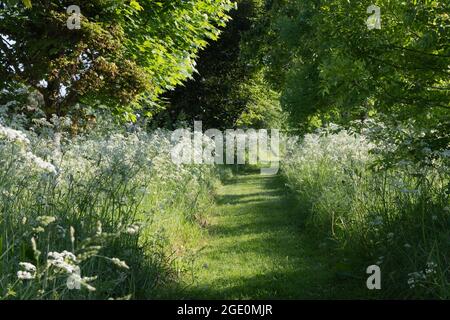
[241,0,449,154]
[161,0,281,130]
[2,0,447,147]
[249,1,449,123]
[0,0,235,120]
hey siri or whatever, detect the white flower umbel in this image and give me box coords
[0,124,30,145]
[17,270,35,280]
[17,262,37,280]
[47,250,78,274]
[19,262,36,272]
[25,151,57,174]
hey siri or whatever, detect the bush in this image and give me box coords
[282,123,450,298]
[0,121,218,299]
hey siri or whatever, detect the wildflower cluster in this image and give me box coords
[282,122,450,298]
[0,118,219,299]
[407,262,438,289]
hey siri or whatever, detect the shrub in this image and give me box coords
[282,123,450,298]
[0,121,218,299]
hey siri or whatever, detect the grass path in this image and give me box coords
[182,171,366,299]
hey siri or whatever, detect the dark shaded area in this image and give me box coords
[179,173,371,299]
[154,1,260,130]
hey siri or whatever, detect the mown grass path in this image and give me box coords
[183,171,365,299]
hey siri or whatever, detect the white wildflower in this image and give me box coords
[19,262,36,272]
[47,250,78,274]
[407,277,416,289]
[111,258,129,270]
[70,226,75,245]
[17,270,35,280]
[0,124,30,145]
[425,262,437,275]
[36,215,56,227]
[126,225,140,235]
[407,271,426,289]
[25,152,57,174]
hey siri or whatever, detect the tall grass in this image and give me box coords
[0,122,218,299]
[282,124,450,298]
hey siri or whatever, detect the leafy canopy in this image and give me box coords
[161,0,281,130]
[249,1,449,127]
[0,0,235,120]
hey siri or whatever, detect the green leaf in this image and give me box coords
[130,0,143,11]
[22,0,32,8]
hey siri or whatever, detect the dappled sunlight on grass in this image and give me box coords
[177,172,370,299]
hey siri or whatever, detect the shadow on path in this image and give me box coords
[180,172,366,299]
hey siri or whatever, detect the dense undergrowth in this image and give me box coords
[282,122,450,299]
[0,116,219,300]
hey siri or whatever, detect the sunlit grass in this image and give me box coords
[177,171,368,299]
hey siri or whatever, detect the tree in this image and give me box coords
[0,0,235,121]
[158,0,280,130]
[248,1,449,133]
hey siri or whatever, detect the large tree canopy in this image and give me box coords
[159,0,280,130]
[247,1,449,136]
[0,0,235,120]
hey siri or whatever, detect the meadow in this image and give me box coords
[0,117,219,299]
[0,0,449,300]
[282,123,450,298]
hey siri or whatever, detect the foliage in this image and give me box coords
[0,0,235,120]
[160,0,281,130]
[0,117,219,299]
[248,0,449,144]
[282,123,450,298]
